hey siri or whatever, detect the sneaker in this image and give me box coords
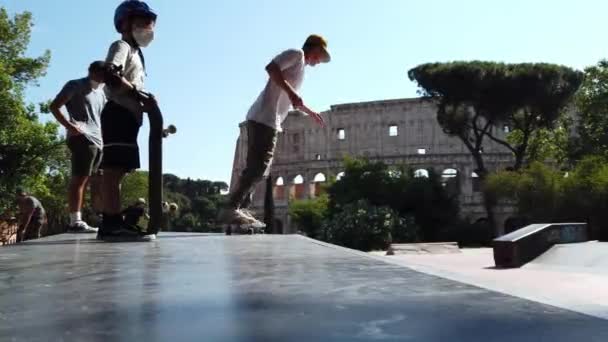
[67,221,98,234]
[239,209,266,229]
[217,208,256,226]
[140,233,157,241]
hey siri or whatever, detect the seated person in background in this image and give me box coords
[160,201,178,231]
[15,188,47,242]
[122,198,149,227]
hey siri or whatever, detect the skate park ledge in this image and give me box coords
[493,223,588,268]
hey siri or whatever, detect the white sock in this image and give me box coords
[70,212,82,226]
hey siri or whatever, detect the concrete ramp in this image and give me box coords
[2,233,608,341]
[526,242,608,274]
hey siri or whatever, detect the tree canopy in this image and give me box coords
[408,61,583,171]
[0,8,62,211]
[570,60,608,161]
[408,61,582,232]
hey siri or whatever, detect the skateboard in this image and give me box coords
[136,91,175,236]
[223,223,266,235]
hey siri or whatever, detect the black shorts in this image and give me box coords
[67,135,102,177]
[100,101,142,171]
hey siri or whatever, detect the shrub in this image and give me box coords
[322,200,418,251]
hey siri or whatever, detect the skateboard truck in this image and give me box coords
[163,124,177,138]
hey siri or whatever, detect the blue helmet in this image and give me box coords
[114,0,157,33]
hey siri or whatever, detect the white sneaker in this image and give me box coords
[68,221,98,234]
[140,234,157,241]
[217,208,255,225]
[239,209,266,228]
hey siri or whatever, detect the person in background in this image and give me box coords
[50,61,108,233]
[15,188,47,242]
[122,198,149,227]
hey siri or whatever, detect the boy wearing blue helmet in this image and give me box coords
[98,0,158,241]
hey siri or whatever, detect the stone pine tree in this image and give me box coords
[483,64,582,170]
[408,61,583,234]
[571,60,608,161]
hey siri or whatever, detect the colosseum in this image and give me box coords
[230,97,517,235]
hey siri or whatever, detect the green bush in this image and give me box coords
[327,158,459,241]
[322,200,417,252]
[391,215,421,244]
[486,157,608,240]
[486,162,563,223]
[289,195,329,239]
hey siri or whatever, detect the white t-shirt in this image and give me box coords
[104,40,146,113]
[246,49,306,131]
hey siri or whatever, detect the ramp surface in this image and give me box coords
[1,233,607,341]
[526,241,608,274]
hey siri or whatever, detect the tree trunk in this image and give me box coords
[263,174,275,234]
[482,185,499,238]
[472,152,499,238]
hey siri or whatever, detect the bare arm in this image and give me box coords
[265,63,324,127]
[49,89,82,136]
[19,206,34,242]
[298,104,326,128]
[105,68,157,114]
[105,70,139,96]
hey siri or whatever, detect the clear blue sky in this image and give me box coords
[4,0,608,183]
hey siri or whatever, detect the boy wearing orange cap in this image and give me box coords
[218,35,331,231]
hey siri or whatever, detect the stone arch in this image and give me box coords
[388,169,402,178]
[414,169,429,178]
[471,172,482,192]
[441,168,461,195]
[313,173,327,197]
[442,168,458,178]
[291,174,306,199]
[336,171,345,181]
[274,176,286,201]
[313,173,327,183]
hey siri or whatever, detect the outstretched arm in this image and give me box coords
[265,49,324,127]
[298,104,325,128]
[18,202,34,242]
